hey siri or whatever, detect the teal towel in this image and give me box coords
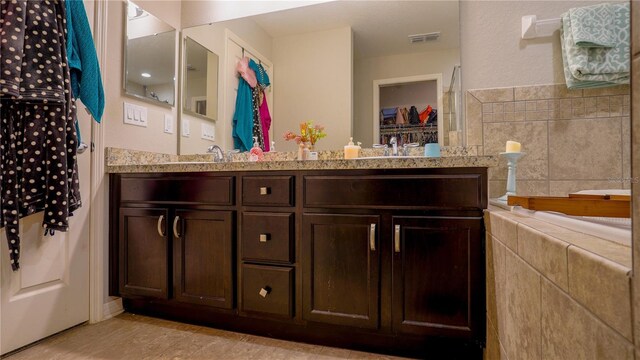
[232,76,253,151]
[233,59,270,151]
[560,2,630,89]
[569,3,615,47]
[66,0,105,123]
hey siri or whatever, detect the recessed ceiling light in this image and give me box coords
[141,73,151,78]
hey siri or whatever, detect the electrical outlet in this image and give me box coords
[123,102,148,127]
[182,118,190,137]
[201,123,215,141]
[164,114,174,134]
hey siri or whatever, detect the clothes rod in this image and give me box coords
[521,15,562,39]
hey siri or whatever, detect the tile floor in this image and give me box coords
[4,313,411,359]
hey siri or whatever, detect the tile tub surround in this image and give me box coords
[105,146,496,173]
[632,1,640,351]
[466,84,631,198]
[485,208,633,360]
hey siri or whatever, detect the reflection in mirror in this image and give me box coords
[178,1,460,154]
[124,0,176,106]
[183,37,219,121]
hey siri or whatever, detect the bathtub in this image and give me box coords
[492,189,631,246]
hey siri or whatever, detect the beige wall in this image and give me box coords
[180,19,273,154]
[460,1,600,90]
[353,49,459,147]
[272,27,353,152]
[104,0,181,155]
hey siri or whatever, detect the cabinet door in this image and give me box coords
[173,210,234,309]
[302,214,380,329]
[391,217,484,338]
[119,208,170,299]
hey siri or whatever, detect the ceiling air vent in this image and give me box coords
[408,32,440,44]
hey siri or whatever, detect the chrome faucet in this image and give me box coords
[207,145,225,163]
[402,143,419,156]
[389,137,398,156]
[373,143,389,156]
[226,149,240,162]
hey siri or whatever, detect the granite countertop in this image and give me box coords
[106,147,499,174]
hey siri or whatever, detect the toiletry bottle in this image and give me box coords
[344,137,361,159]
[249,137,264,162]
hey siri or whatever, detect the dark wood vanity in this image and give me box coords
[109,167,487,358]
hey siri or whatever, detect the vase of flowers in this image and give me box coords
[283,121,326,160]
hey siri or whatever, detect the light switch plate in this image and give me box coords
[201,123,215,141]
[164,114,174,134]
[123,102,148,127]
[182,118,190,137]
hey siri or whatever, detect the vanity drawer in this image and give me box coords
[303,174,485,210]
[241,264,294,318]
[120,175,234,205]
[242,176,294,207]
[242,212,294,263]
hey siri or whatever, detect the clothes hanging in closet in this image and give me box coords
[0,0,81,270]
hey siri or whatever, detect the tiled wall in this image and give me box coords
[485,210,633,360]
[630,0,640,356]
[466,84,631,198]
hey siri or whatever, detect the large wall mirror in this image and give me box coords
[124,0,176,106]
[178,1,460,154]
[183,37,219,121]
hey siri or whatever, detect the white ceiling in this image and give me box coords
[249,0,460,59]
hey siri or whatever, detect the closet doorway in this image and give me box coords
[373,74,443,146]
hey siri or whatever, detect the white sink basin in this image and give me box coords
[357,156,423,160]
[161,161,213,165]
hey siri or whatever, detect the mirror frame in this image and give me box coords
[181,35,219,122]
[122,0,176,108]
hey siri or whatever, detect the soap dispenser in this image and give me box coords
[249,137,264,162]
[344,137,361,159]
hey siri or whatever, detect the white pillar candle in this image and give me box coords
[505,141,521,153]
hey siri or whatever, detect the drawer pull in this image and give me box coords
[369,224,376,251]
[173,216,181,238]
[394,225,401,253]
[259,187,270,195]
[259,233,270,242]
[259,286,271,298]
[157,215,165,237]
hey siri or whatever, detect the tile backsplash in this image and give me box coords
[466,84,631,198]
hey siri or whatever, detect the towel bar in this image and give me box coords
[521,15,562,39]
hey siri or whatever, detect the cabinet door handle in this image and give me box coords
[394,225,401,253]
[369,224,376,251]
[259,233,269,242]
[173,216,181,238]
[259,286,271,298]
[157,215,165,237]
[259,187,270,195]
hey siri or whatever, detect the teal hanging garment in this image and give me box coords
[232,75,253,151]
